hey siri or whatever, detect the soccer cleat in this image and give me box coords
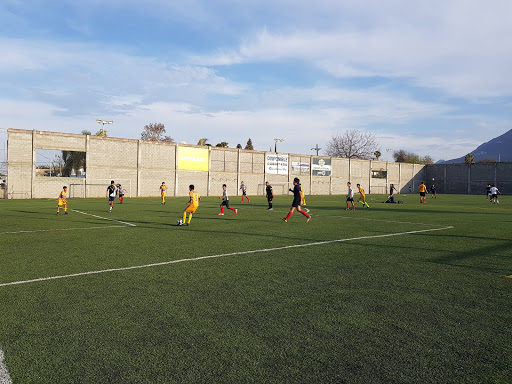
[235,209,238,215]
[268,208,273,210]
[281,218,287,222]
[56,212,59,215]
[218,213,224,216]
[65,212,68,214]
[306,216,311,223]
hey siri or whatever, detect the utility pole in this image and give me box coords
[311,144,322,156]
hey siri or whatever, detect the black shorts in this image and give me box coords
[119,194,124,198]
[420,192,426,197]
[492,194,498,199]
[346,197,354,202]
[242,191,247,196]
[292,198,301,208]
[221,200,230,208]
[109,196,115,202]
[267,196,273,202]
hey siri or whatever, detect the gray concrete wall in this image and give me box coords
[425,163,511,195]
[8,128,435,199]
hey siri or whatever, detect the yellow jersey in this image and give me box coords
[189,190,200,207]
[418,184,427,193]
[58,190,67,205]
[358,187,365,197]
[160,185,168,194]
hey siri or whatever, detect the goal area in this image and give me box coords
[68,179,132,198]
[257,182,291,195]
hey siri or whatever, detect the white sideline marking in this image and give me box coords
[332,216,451,227]
[0,225,126,235]
[0,226,453,288]
[70,209,137,227]
[0,210,136,235]
[0,346,12,384]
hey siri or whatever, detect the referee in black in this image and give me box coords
[265,181,273,210]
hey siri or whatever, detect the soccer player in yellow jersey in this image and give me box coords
[356,184,370,208]
[299,183,307,206]
[182,184,200,226]
[57,186,68,214]
[418,182,428,204]
[160,182,168,204]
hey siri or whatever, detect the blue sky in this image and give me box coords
[1,0,512,163]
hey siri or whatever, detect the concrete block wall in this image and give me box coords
[14,128,500,200]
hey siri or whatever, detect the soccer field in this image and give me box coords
[0,193,511,383]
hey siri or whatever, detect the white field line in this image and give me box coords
[0,210,136,235]
[331,216,452,227]
[0,225,127,235]
[0,346,12,384]
[70,209,137,227]
[0,226,453,288]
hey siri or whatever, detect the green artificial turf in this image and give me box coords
[0,193,511,383]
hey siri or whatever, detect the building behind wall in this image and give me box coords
[7,128,429,199]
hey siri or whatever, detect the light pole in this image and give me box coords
[386,148,394,162]
[311,144,322,156]
[274,138,284,153]
[96,120,113,137]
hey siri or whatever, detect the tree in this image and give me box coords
[95,129,108,137]
[236,144,242,149]
[325,130,379,159]
[374,150,382,160]
[420,155,435,165]
[61,150,86,177]
[465,153,475,164]
[393,149,419,163]
[141,123,173,142]
[197,138,209,146]
[245,138,254,150]
[81,130,91,135]
[215,142,229,148]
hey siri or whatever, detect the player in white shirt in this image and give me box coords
[490,185,501,204]
[346,182,355,210]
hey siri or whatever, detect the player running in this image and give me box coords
[160,182,168,205]
[490,184,501,204]
[346,182,355,210]
[118,184,127,203]
[181,184,200,226]
[282,178,311,222]
[266,181,273,210]
[486,184,492,200]
[239,181,251,203]
[56,186,68,215]
[219,184,238,216]
[418,182,428,203]
[356,183,370,208]
[107,181,118,213]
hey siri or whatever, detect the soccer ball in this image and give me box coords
[177,219,183,226]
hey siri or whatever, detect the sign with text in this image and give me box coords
[291,161,310,175]
[265,154,289,175]
[312,157,331,176]
[178,147,209,171]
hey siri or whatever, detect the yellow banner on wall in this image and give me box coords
[178,147,209,171]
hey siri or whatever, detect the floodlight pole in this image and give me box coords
[311,144,322,156]
[386,148,394,162]
[274,138,284,153]
[96,119,113,137]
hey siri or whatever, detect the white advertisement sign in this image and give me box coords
[312,157,332,176]
[266,154,289,175]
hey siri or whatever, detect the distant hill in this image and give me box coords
[439,129,512,164]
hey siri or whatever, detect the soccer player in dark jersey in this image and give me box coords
[388,184,397,203]
[486,184,492,200]
[282,178,310,222]
[106,180,118,213]
[265,181,273,210]
[218,184,238,216]
[239,181,251,203]
[430,184,437,199]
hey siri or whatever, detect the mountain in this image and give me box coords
[439,129,512,164]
